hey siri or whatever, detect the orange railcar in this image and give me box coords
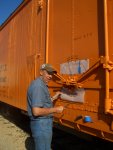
[0,0,113,142]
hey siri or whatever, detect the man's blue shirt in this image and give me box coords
[27,77,53,120]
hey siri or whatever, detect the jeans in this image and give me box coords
[30,118,53,150]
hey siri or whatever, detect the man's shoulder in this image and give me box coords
[28,77,46,93]
[35,77,43,85]
[33,77,45,88]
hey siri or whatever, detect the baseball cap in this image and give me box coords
[40,64,57,74]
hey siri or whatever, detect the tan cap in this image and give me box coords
[40,64,57,74]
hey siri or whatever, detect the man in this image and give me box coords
[27,64,64,150]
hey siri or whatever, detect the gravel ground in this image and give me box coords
[0,112,113,150]
[0,114,34,150]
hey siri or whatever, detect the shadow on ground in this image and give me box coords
[25,136,35,150]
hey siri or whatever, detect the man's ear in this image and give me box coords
[40,70,43,76]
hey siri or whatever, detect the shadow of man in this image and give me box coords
[25,136,35,150]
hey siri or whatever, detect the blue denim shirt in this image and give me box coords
[27,76,53,120]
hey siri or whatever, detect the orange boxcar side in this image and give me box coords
[0,0,47,109]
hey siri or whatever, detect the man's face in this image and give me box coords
[40,70,53,84]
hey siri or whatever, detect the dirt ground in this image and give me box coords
[0,114,34,150]
[0,113,113,150]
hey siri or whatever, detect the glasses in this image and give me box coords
[47,71,54,75]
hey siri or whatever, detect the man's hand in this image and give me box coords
[54,106,64,113]
[51,92,62,101]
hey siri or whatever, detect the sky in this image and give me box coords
[0,0,23,26]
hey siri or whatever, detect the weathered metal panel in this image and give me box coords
[47,0,113,141]
[0,0,47,110]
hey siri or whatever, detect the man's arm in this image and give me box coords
[32,106,63,117]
